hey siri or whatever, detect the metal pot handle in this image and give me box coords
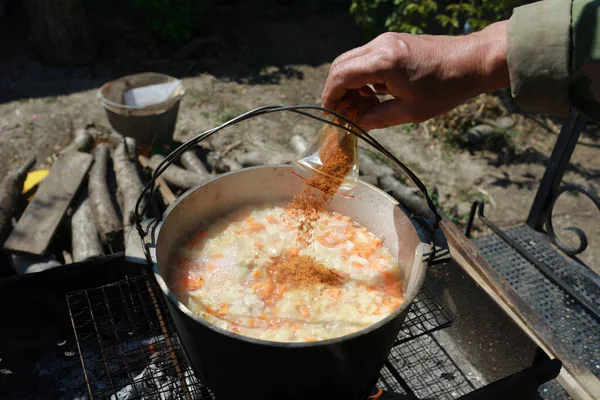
[134,105,442,264]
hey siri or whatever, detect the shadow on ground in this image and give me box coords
[0,0,362,103]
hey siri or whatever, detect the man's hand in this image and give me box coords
[322,22,510,131]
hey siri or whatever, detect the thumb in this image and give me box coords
[357,99,414,131]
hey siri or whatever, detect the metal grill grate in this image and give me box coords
[67,276,213,400]
[387,334,475,399]
[68,275,456,400]
[396,292,452,344]
[474,225,600,379]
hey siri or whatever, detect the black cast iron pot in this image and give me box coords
[140,165,443,400]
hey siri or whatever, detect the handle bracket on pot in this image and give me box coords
[134,105,443,266]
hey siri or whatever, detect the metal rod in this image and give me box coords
[67,296,95,400]
[526,112,586,230]
[383,360,419,399]
[84,290,119,398]
[101,286,142,399]
[145,279,193,400]
[474,200,600,321]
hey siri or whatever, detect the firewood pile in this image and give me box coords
[0,128,426,276]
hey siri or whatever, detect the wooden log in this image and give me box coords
[88,144,122,247]
[113,138,145,238]
[206,151,243,173]
[71,197,103,262]
[181,149,211,176]
[59,128,94,155]
[145,154,205,189]
[138,155,177,206]
[358,151,395,178]
[236,151,295,167]
[379,175,432,217]
[290,135,308,156]
[0,157,36,245]
[4,152,92,255]
[11,253,61,274]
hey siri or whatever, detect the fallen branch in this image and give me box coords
[145,154,205,189]
[181,149,211,176]
[379,175,432,217]
[0,157,36,245]
[138,155,177,206]
[114,138,145,238]
[236,151,295,167]
[88,144,122,247]
[358,151,395,179]
[206,151,243,174]
[71,197,103,262]
[59,128,94,154]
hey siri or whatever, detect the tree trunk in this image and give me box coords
[88,144,122,248]
[25,0,95,66]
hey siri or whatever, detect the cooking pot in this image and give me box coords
[128,105,449,400]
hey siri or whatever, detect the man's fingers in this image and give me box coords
[322,54,385,112]
[358,99,415,131]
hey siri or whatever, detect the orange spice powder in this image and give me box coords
[270,94,375,289]
[266,250,346,288]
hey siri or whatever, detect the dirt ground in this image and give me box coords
[1,3,598,270]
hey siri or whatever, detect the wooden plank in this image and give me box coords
[4,151,93,255]
[441,218,600,400]
[138,155,177,205]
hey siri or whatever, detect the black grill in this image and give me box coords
[67,274,457,399]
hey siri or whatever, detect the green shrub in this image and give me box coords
[132,0,202,44]
[350,0,526,36]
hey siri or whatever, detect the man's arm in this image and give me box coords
[322,0,600,130]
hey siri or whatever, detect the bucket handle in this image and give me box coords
[134,105,442,265]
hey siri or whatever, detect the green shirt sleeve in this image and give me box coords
[508,0,600,122]
[507,0,572,117]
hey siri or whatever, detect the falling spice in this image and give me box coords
[266,250,346,288]
[268,94,376,289]
[287,93,372,240]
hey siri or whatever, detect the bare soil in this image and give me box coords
[0,2,598,270]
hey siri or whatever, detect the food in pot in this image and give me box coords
[167,203,404,342]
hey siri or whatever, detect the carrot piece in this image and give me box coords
[213,252,224,259]
[244,216,255,224]
[251,269,263,279]
[247,222,266,232]
[327,288,342,299]
[254,242,264,249]
[288,248,299,256]
[231,327,241,334]
[305,337,317,342]
[342,216,351,223]
[368,388,383,400]
[207,263,215,271]
[205,306,215,314]
[352,261,364,269]
[253,280,274,298]
[186,276,205,290]
[265,215,277,224]
[217,303,229,316]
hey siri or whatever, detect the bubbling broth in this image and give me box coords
[167,202,405,342]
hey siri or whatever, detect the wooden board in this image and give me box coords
[440,218,600,400]
[4,151,93,255]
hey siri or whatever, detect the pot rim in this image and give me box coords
[152,165,429,348]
